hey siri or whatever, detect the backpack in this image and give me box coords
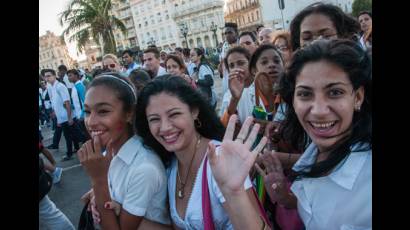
[39,157,52,202]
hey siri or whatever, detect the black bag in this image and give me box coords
[39,158,52,202]
[78,201,96,230]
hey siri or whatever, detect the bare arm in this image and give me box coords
[40,148,56,166]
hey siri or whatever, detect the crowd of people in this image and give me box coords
[39,2,372,230]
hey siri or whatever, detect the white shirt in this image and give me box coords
[156,66,167,77]
[291,143,372,230]
[40,88,52,109]
[219,83,266,124]
[186,62,196,76]
[273,103,287,122]
[69,86,82,120]
[168,140,253,230]
[49,81,70,124]
[108,135,170,225]
[63,74,75,89]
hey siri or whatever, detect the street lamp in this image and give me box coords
[179,23,189,49]
[148,37,156,46]
[210,22,218,48]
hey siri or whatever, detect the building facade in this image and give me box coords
[224,0,353,32]
[39,31,75,70]
[130,0,182,51]
[171,0,225,49]
[112,0,139,51]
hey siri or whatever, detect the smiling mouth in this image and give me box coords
[161,132,180,144]
[308,121,338,138]
[89,130,106,137]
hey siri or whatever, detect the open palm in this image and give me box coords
[209,115,267,194]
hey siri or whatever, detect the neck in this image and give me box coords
[174,134,204,168]
[110,132,133,155]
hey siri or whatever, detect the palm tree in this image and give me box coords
[59,0,127,55]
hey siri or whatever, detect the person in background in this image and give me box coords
[122,50,141,76]
[143,47,167,78]
[239,31,258,55]
[272,30,293,66]
[219,22,239,96]
[289,2,360,50]
[190,48,217,109]
[358,11,372,50]
[165,54,197,89]
[67,69,90,141]
[183,48,196,76]
[258,28,275,45]
[102,54,123,73]
[159,50,168,68]
[128,69,152,92]
[58,65,75,89]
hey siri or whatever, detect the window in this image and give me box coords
[256,10,259,20]
[166,14,169,20]
[151,19,155,24]
[145,21,148,26]
[139,24,142,28]
[248,15,250,23]
[60,60,64,64]
[252,12,254,21]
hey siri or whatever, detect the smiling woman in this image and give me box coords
[78,73,171,230]
[277,39,372,229]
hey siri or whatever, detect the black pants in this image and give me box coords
[52,120,85,157]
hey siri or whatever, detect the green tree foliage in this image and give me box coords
[59,0,127,54]
[352,0,372,17]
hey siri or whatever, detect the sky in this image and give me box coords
[39,0,86,61]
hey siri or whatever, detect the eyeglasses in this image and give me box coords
[275,45,289,52]
[103,64,116,69]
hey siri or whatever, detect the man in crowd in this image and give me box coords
[122,49,140,76]
[143,47,167,78]
[44,69,76,161]
[57,65,74,89]
[239,31,258,55]
[258,27,275,45]
[219,22,239,96]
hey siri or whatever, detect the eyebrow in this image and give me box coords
[84,102,114,108]
[147,108,182,118]
[296,82,350,89]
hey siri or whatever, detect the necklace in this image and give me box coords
[177,135,201,199]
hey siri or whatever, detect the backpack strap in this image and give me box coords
[202,155,215,230]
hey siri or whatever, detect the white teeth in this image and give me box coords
[91,130,104,136]
[163,133,178,141]
[311,122,335,128]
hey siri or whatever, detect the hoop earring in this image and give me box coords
[194,118,202,128]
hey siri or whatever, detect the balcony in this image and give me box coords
[118,11,132,19]
[172,0,224,19]
[225,1,260,18]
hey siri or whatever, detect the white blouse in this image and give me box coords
[168,140,253,229]
[291,142,372,230]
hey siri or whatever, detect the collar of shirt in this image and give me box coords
[292,142,371,190]
[115,135,143,165]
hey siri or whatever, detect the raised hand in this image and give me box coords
[228,68,246,100]
[209,115,267,195]
[254,71,276,112]
[77,136,113,184]
[255,150,287,204]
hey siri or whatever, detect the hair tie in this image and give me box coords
[98,74,137,101]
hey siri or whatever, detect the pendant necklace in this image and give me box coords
[177,135,201,199]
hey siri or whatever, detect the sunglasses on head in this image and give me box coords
[103,64,116,69]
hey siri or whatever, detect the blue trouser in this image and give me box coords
[39,195,75,230]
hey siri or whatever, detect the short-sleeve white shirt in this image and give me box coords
[50,81,70,124]
[291,143,372,230]
[70,86,82,120]
[108,135,171,225]
[168,140,253,229]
